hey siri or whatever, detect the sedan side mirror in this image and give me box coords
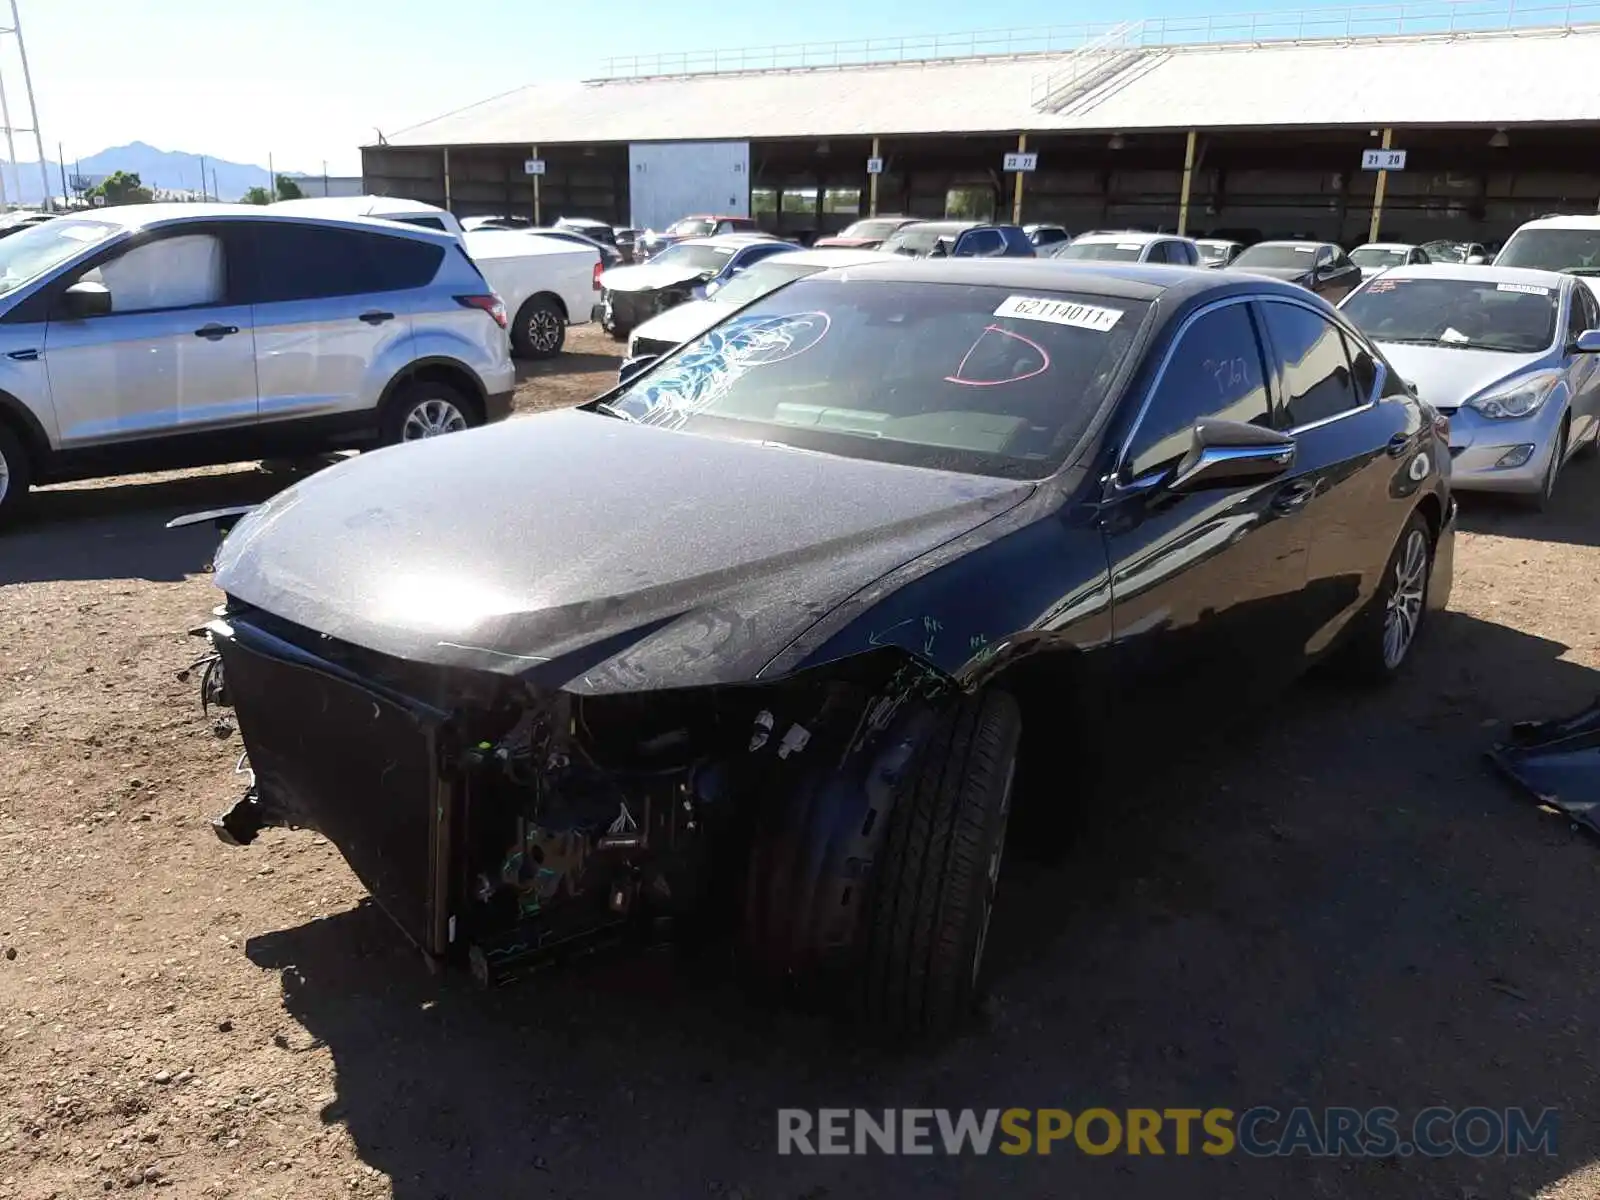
[1575,330,1600,354]
[1168,419,1296,493]
[617,354,660,385]
[60,280,111,319]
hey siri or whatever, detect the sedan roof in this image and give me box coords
[1361,263,1570,289]
[807,257,1314,305]
[1355,242,1417,252]
[1251,239,1337,251]
[1070,231,1173,246]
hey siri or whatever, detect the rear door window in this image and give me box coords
[249,223,445,302]
[1260,300,1361,427]
[1125,301,1272,479]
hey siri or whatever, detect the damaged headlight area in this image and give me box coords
[199,603,955,991]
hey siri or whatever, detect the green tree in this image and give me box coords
[89,170,153,206]
[274,174,304,201]
[241,186,271,205]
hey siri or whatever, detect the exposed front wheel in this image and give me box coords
[863,689,1022,1038]
[0,421,32,528]
[379,380,478,447]
[1520,419,1567,512]
[511,296,566,359]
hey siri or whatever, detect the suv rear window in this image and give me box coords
[250,223,445,302]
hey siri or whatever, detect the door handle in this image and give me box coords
[6,348,38,361]
[1386,431,1414,457]
[1272,479,1318,513]
[359,311,395,325]
[194,323,239,340]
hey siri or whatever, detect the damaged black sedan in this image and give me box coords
[196,260,1455,1036]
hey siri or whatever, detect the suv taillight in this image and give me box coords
[456,293,508,330]
[593,261,604,290]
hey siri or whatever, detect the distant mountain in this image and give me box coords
[0,141,310,205]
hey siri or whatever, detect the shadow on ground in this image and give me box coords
[1455,452,1600,547]
[245,610,1600,1199]
[0,463,323,587]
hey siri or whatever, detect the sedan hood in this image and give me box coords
[1376,342,1548,410]
[630,298,724,348]
[599,262,711,293]
[214,410,1032,692]
[1237,265,1312,285]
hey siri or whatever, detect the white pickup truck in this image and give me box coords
[268,196,598,358]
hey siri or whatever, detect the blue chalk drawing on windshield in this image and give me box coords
[619,311,832,429]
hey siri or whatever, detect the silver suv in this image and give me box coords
[0,204,516,524]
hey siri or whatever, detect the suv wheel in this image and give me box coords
[380,380,478,447]
[0,422,32,528]
[511,296,566,359]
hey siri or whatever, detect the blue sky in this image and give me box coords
[25,0,1282,173]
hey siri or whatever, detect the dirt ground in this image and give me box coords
[3,322,1600,1198]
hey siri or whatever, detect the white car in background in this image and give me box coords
[622,248,896,365]
[271,195,598,358]
[1050,231,1203,265]
[1495,214,1600,302]
[1349,242,1432,278]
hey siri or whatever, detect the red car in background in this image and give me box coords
[814,215,923,250]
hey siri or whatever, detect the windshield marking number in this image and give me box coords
[994,295,1123,332]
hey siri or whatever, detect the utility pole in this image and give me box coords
[322,160,328,197]
[267,153,275,200]
[56,140,65,208]
[198,153,207,201]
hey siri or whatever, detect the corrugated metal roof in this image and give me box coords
[384,25,1600,149]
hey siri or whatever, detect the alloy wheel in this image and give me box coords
[400,398,468,441]
[528,310,562,354]
[1382,529,1429,669]
[0,443,9,506]
[1542,424,1566,505]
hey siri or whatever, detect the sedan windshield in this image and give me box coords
[665,218,717,237]
[1495,228,1600,274]
[604,279,1149,480]
[649,243,735,272]
[0,218,116,296]
[1422,240,1468,263]
[1342,276,1558,353]
[1351,247,1407,269]
[710,259,826,306]
[836,219,909,241]
[1234,244,1320,269]
[1055,241,1143,262]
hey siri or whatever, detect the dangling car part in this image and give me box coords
[1489,696,1600,837]
[193,260,1453,1037]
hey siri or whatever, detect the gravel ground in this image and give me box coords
[3,323,1600,1198]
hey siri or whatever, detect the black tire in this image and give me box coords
[862,689,1022,1038]
[1520,419,1567,512]
[606,325,629,343]
[1332,509,1433,682]
[378,379,479,447]
[511,296,566,359]
[0,421,32,529]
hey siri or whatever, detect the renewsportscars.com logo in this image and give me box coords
[777,1107,1559,1158]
